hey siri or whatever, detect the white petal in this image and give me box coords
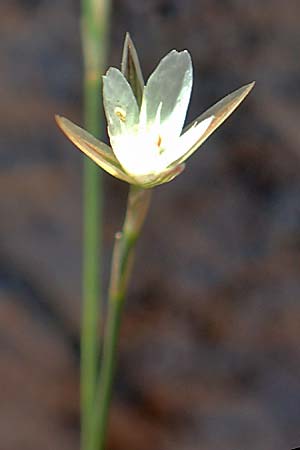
[110,132,165,177]
[160,116,213,167]
[103,67,139,140]
[139,50,192,140]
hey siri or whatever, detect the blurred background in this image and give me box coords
[1,0,300,449]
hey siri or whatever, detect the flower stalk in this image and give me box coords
[90,186,151,450]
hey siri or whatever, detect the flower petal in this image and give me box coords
[172,82,255,166]
[161,116,213,168]
[55,115,133,183]
[139,50,192,140]
[103,67,140,139]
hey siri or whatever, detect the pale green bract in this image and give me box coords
[56,48,254,188]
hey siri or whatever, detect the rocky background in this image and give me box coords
[1,0,300,449]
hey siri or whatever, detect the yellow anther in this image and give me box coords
[114,107,126,122]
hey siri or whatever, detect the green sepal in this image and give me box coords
[121,32,144,106]
[55,115,133,184]
[172,82,255,167]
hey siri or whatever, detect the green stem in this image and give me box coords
[81,160,102,450]
[80,1,110,449]
[90,185,152,450]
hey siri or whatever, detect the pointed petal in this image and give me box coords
[172,82,255,166]
[121,32,144,106]
[55,115,133,183]
[103,67,140,141]
[139,50,192,139]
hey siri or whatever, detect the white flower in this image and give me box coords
[56,48,254,188]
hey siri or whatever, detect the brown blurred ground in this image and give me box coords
[1,0,300,449]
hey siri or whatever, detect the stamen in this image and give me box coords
[114,107,126,122]
[156,135,164,154]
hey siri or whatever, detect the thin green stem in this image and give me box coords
[81,160,102,450]
[80,1,110,449]
[90,186,152,450]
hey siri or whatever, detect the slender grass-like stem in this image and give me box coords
[90,185,152,450]
[80,1,110,449]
